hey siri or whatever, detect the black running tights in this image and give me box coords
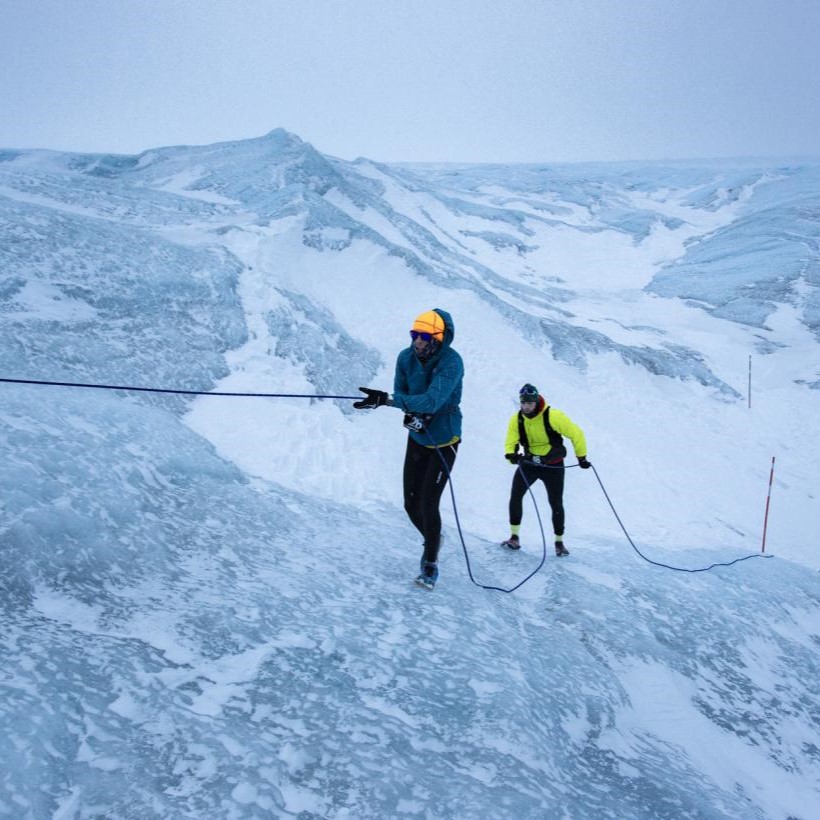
[508,463,565,536]
[402,436,459,563]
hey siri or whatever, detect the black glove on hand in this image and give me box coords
[353,387,389,409]
[505,452,522,465]
[578,456,591,469]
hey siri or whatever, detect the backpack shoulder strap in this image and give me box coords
[543,406,568,458]
[517,410,529,454]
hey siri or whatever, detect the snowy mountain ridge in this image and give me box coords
[1,130,819,818]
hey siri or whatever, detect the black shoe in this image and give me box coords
[555,542,569,557]
[501,535,521,550]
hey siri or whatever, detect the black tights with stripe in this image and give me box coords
[509,462,565,537]
[403,436,459,563]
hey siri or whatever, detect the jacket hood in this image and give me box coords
[431,308,455,349]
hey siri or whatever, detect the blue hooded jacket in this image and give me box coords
[391,308,463,446]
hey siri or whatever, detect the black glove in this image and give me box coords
[353,387,389,409]
[578,456,591,469]
[505,452,522,464]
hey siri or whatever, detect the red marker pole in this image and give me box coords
[761,456,775,553]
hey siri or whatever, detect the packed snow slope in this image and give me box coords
[1,130,819,818]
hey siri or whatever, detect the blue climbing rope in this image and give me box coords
[0,377,359,400]
[3,375,774,578]
[432,442,770,590]
[588,463,772,572]
[429,442,565,592]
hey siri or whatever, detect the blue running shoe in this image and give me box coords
[415,561,439,589]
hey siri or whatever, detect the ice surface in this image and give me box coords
[2,131,819,818]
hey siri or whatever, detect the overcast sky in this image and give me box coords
[2,0,819,163]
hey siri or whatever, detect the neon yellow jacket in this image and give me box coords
[505,398,587,463]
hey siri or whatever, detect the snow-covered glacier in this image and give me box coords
[2,131,819,818]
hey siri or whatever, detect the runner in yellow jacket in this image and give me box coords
[501,383,590,556]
